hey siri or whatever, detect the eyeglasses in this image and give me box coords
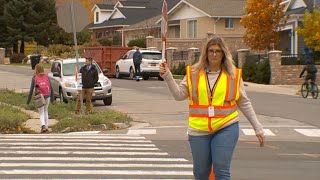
[208,49,223,55]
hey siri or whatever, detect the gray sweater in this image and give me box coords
[162,70,264,136]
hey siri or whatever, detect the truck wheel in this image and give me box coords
[103,96,112,105]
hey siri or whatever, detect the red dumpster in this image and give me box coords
[83,46,131,77]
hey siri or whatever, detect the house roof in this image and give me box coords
[118,0,149,7]
[121,15,162,31]
[286,6,307,15]
[285,0,307,15]
[90,0,180,30]
[181,0,246,17]
[119,0,180,31]
[90,7,160,29]
[96,4,114,10]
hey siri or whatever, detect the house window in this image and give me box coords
[104,31,109,37]
[175,26,180,38]
[225,18,234,29]
[96,12,99,23]
[95,32,102,39]
[188,20,197,38]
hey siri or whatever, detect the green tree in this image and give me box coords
[25,0,58,47]
[4,0,31,53]
[297,9,320,51]
[241,0,288,51]
[0,0,10,48]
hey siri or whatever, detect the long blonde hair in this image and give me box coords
[193,36,236,78]
[34,64,45,76]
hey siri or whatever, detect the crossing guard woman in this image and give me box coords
[160,36,265,180]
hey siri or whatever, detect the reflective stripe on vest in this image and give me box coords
[186,66,242,132]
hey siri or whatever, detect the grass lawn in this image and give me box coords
[0,89,133,134]
[8,62,51,69]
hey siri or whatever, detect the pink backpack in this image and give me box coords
[34,75,50,96]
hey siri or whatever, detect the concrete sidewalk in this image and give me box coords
[243,82,300,96]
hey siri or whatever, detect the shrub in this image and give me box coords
[127,38,146,48]
[82,41,101,47]
[98,37,112,46]
[10,53,26,63]
[172,62,186,75]
[242,61,257,82]
[47,44,72,57]
[242,59,270,84]
[253,59,270,84]
[110,33,121,46]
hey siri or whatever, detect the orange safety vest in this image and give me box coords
[186,66,242,132]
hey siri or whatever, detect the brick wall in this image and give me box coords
[274,65,320,85]
[238,50,320,85]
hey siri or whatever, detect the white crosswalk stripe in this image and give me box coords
[0,134,193,179]
[294,129,320,137]
[240,128,320,138]
[242,129,276,136]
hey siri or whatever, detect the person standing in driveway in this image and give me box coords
[133,47,143,81]
[160,36,265,180]
[76,57,98,115]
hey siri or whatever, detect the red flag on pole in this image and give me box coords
[161,0,168,61]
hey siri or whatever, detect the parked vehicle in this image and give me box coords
[115,49,163,80]
[83,47,131,77]
[48,58,112,105]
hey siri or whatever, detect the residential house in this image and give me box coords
[279,0,320,55]
[89,0,179,45]
[123,0,248,55]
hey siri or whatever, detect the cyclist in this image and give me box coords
[299,60,317,87]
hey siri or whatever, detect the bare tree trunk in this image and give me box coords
[19,39,25,54]
[13,41,18,53]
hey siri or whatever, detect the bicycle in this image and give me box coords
[300,77,319,99]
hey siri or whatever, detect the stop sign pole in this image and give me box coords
[57,0,89,114]
[70,0,83,114]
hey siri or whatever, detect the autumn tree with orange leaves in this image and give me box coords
[240,0,288,51]
[297,9,320,52]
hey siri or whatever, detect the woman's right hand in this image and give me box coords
[159,60,168,76]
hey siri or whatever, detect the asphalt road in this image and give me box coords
[1,64,319,179]
[108,77,320,180]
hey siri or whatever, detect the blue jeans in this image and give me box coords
[188,122,239,180]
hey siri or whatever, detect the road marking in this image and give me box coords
[242,129,275,136]
[68,131,100,134]
[294,129,320,137]
[127,129,157,135]
[278,153,320,158]
[0,138,152,143]
[0,157,189,162]
[0,169,193,176]
[0,150,168,156]
[0,146,159,151]
[240,125,316,128]
[0,134,145,139]
[0,142,156,147]
[0,163,193,168]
